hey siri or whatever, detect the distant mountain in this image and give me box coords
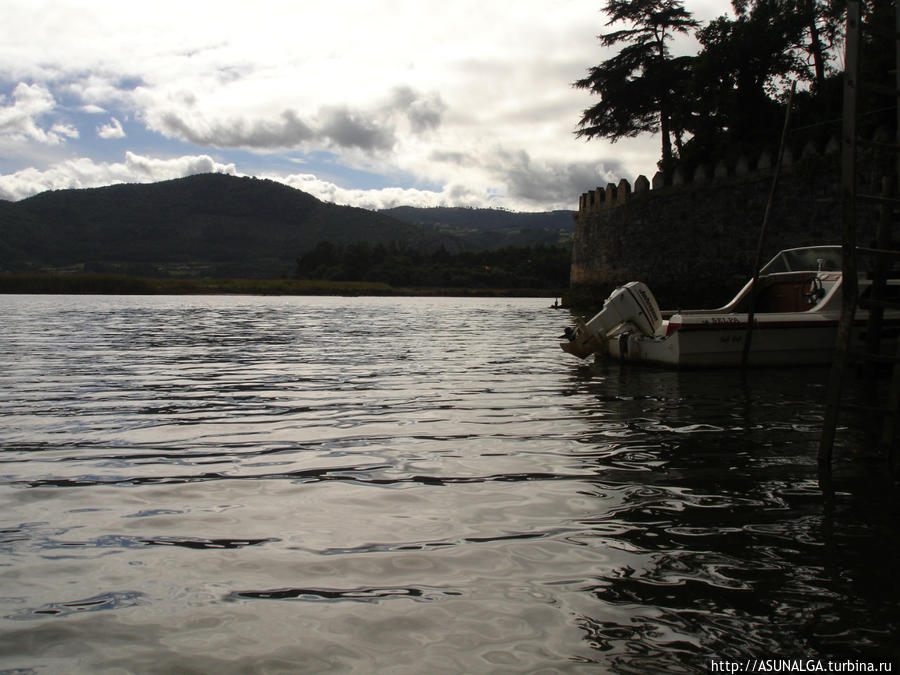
[0,174,450,278]
[382,206,574,249]
[0,174,575,279]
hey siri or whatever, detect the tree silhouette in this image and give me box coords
[731,0,844,90]
[574,0,699,170]
[678,0,845,165]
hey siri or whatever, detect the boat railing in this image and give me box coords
[665,271,837,317]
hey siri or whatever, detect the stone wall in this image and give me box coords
[570,134,890,309]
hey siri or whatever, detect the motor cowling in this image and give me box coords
[560,282,663,359]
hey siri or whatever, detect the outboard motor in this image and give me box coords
[560,281,663,359]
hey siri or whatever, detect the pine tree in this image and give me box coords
[574,0,699,170]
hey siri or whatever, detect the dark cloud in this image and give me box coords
[430,150,473,165]
[498,149,622,206]
[150,90,445,153]
[406,96,444,133]
[318,106,395,151]
[388,86,445,133]
[155,108,314,149]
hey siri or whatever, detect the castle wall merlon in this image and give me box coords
[693,165,708,182]
[574,132,852,218]
[604,183,617,208]
[616,179,631,205]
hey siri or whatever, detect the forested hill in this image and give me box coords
[0,174,572,279]
[0,174,444,278]
[382,206,574,249]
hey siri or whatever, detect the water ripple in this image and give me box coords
[1,295,897,672]
[229,585,458,603]
[6,592,149,621]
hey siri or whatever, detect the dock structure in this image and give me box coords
[819,0,900,477]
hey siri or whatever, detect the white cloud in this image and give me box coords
[121,151,234,179]
[0,0,734,210]
[0,152,234,201]
[97,117,125,139]
[275,172,480,211]
[50,122,79,140]
[0,83,77,145]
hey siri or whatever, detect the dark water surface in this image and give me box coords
[0,295,897,673]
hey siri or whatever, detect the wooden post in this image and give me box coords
[818,1,860,470]
[864,177,893,361]
[886,0,900,467]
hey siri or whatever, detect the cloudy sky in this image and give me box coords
[0,0,732,212]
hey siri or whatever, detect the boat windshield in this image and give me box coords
[759,246,842,274]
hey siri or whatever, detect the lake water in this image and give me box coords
[0,294,897,673]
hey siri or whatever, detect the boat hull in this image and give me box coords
[558,246,900,369]
[603,313,899,368]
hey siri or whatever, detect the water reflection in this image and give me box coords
[0,295,896,673]
[563,362,899,669]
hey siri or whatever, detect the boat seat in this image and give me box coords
[754,274,818,313]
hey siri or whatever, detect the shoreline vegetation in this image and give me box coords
[0,273,564,298]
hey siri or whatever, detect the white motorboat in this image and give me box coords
[560,245,900,367]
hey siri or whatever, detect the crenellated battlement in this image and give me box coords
[576,134,850,216]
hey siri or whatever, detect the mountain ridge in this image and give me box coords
[381,205,574,250]
[0,174,573,278]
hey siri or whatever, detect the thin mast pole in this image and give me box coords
[741,82,796,369]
